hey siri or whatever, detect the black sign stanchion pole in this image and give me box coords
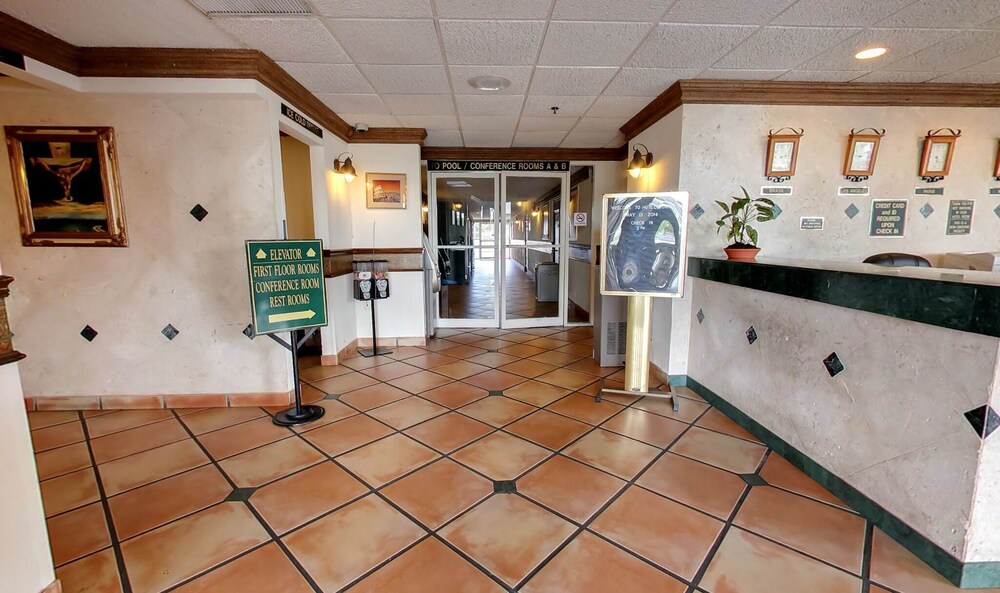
[269,327,326,427]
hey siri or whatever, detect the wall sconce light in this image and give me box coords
[453,203,462,210]
[333,152,356,182]
[628,144,653,178]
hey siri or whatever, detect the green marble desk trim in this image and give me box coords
[687,256,1000,339]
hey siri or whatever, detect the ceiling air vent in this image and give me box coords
[188,0,312,16]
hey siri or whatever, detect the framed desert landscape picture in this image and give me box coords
[4,126,128,247]
[366,172,406,209]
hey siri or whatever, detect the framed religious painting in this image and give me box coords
[765,128,804,182]
[842,128,885,181]
[4,126,128,246]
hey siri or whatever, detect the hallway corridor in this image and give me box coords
[30,327,969,593]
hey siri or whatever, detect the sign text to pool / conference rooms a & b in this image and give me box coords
[245,239,328,335]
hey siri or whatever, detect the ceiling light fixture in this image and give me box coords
[469,75,511,92]
[855,46,888,60]
[628,144,653,179]
[333,152,356,183]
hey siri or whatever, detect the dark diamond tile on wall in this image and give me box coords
[746,326,757,345]
[964,405,1000,439]
[80,326,98,342]
[162,324,180,341]
[823,352,844,377]
[690,204,705,219]
[243,324,256,340]
[190,204,208,221]
[697,309,705,324]
[920,203,934,218]
[845,203,860,219]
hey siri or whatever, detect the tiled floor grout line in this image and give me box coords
[76,410,135,593]
[163,408,329,593]
[863,520,876,593]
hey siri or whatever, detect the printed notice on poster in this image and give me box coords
[601,192,689,298]
[869,200,907,238]
[946,200,974,235]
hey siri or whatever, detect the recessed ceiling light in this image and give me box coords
[469,75,511,92]
[855,47,888,60]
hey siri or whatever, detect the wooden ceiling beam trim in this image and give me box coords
[622,80,1000,141]
[0,11,81,74]
[421,146,626,161]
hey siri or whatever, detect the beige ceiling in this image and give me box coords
[3,0,1000,148]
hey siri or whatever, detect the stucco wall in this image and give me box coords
[0,89,289,397]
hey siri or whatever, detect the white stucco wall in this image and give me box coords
[0,89,289,397]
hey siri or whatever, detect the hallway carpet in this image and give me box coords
[29,326,977,593]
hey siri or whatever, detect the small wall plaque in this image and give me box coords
[800,217,824,230]
[761,186,793,196]
[988,188,1000,196]
[914,187,944,196]
[869,200,907,238]
[946,200,974,236]
[838,186,869,197]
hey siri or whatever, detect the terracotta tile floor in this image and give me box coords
[30,326,978,593]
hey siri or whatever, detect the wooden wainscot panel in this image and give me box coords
[0,275,26,366]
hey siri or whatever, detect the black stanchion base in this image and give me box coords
[358,347,393,358]
[273,404,326,427]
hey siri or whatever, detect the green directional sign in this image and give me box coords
[245,239,327,335]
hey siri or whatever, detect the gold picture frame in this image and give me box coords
[919,128,961,180]
[843,128,885,180]
[366,172,406,209]
[765,128,804,181]
[4,126,127,247]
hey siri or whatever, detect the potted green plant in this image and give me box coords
[715,186,776,261]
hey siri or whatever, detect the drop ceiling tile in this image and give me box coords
[931,70,1000,82]
[459,116,519,131]
[796,28,960,72]
[449,66,534,94]
[629,24,756,69]
[0,0,240,48]
[538,21,652,66]
[771,0,913,26]
[455,94,525,116]
[381,94,456,115]
[424,130,464,146]
[878,30,1000,72]
[561,130,623,148]
[697,69,785,80]
[776,70,866,82]
[850,70,942,82]
[440,20,546,65]
[572,116,627,133]
[585,96,654,117]
[876,0,1000,29]
[337,113,402,127]
[309,0,432,18]
[316,94,390,114]
[522,95,596,117]
[324,19,443,64]
[513,131,570,147]
[517,116,582,132]
[397,115,460,129]
[663,0,797,24]
[714,27,861,70]
[213,17,349,63]
[463,131,515,147]
[435,0,552,19]
[553,0,673,21]
[279,62,374,93]
[604,67,701,96]
[358,65,451,93]
[604,138,626,148]
[528,67,618,96]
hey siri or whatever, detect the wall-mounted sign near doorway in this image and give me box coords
[427,160,569,172]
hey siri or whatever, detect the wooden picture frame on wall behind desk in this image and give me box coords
[765,128,804,182]
[918,128,960,182]
[993,139,1000,181]
[843,128,885,182]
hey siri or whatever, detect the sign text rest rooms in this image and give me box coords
[246,239,328,335]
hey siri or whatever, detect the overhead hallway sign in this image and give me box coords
[246,240,328,335]
[428,160,569,172]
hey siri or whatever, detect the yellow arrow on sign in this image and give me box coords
[306,248,316,257]
[268,310,316,323]
[255,249,267,260]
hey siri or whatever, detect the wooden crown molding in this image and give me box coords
[0,11,424,145]
[621,79,1000,141]
[421,146,628,161]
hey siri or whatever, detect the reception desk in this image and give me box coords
[680,256,1000,588]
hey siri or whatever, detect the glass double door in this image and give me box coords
[431,171,568,329]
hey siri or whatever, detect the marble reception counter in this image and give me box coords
[680,256,1000,588]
